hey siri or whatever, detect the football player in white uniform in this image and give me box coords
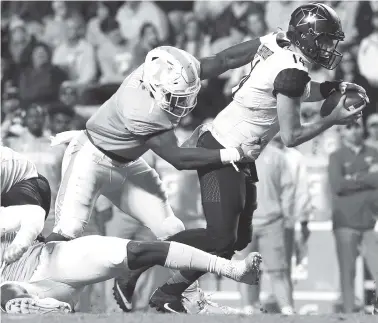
[1,150,261,314]
[1,146,51,265]
[130,3,368,314]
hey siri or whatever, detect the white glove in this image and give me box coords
[374,221,378,233]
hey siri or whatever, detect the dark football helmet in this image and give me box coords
[288,3,345,70]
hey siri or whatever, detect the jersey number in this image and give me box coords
[293,54,305,67]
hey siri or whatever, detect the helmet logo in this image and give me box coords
[296,7,327,28]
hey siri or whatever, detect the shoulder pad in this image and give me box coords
[273,68,310,98]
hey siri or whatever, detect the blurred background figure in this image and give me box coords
[270,134,313,309]
[43,0,71,48]
[52,14,97,91]
[238,143,295,315]
[175,14,211,58]
[328,118,378,313]
[116,1,169,47]
[97,16,131,85]
[130,23,161,69]
[365,114,378,150]
[19,42,67,107]
[86,1,121,49]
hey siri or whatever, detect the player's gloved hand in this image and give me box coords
[329,95,366,125]
[339,82,369,103]
[237,137,262,162]
[3,244,28,264]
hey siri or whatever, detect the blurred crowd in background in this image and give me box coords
[1,0,378,316]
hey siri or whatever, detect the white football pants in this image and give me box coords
[4,236,131,306]
[53,131,185,240]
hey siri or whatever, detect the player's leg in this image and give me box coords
[104,157,186,311]
[49,134,107,241]
[150,131,254,313]
[104,157,185,240]
[1,237,261,314]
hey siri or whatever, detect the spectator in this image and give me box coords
[238,143,295,315]
[1,53,18,94]
[19,42,67,107]
[270,134,313,306]
[130,23,160,69]
[7,19,36,73]
[52,14,97,91]
[4,103,66,236]
[192,0,231,26]
[86,1,120,49]
[366,113,378,150]
[116,1,169,46]
[42,0,71,48]
[210,1,253,42]
[48,102,75,135]
[357,11,378,88]
[97,17,132,85]
[176,14,211,58]
[328,118,378,313]
[1,88,24,141]
[265,1,305,32]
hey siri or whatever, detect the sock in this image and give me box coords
[163,242,237,281]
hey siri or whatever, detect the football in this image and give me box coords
[320,90,366,117]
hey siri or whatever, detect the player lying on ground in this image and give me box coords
[1,218,261,314]
[114,3,369,315]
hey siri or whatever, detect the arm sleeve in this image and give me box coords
[274,68,311,98]
[199,38,261,80]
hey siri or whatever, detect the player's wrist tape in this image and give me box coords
[320,80,343,98]
[220,148,242,164]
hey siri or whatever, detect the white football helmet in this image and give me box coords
[143,46,201,118]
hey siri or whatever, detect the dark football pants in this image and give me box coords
[166,131,258,283]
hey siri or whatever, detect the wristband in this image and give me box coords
[320,80,342,98]
[220,148,241,164]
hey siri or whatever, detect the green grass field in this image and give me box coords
[1,313,377,323]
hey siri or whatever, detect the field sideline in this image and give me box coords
[1,313,377,323]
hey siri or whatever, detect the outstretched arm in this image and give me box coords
[199,38,261,80]
[145,129,243,170]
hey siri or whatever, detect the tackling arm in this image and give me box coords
[199,38,261,80]
[145,129,242,170]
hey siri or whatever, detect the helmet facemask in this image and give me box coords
[159,82,200,118]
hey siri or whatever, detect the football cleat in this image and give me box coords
[182,288,242,315]
[5,297,72,314]
[113,277,134,312]
[149,288,186,313]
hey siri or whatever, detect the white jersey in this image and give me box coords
[211,32,311,156]
[1,146,39,194]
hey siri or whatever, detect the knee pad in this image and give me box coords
[157,216,185,240]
